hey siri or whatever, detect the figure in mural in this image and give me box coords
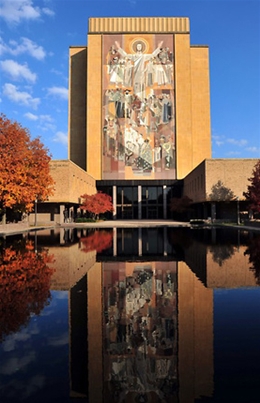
[107,45,124,86]
[124,89,133,119]
[103,116,119,157]
[139,139,153,171]
[160,135,175,170]
[114,40,163,99]
[160,93,172,123]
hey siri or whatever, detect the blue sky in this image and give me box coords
[0,0,259,160]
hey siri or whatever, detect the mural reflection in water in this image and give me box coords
[103,261,178,402]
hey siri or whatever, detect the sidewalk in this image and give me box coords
[0,220,190,236]
[0,222,56,236]
[1,219,260,237]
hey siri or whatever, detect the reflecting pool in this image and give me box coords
[0,227,260,403]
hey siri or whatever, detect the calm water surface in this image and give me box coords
[0,227,260,403]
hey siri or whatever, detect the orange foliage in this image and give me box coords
[80,191,113,219]
[80,230,113,253]
[0,114,55,212]
[0,241,55,341]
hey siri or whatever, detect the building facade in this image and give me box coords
[68,17,211,219]
[26,17,257,225]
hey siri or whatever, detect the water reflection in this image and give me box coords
[244,234,260,284]
[0,227,259,402]
[103,262,178,402]
[0,237,54,342]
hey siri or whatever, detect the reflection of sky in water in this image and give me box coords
[213,288,260,401]
[0,291,70,403]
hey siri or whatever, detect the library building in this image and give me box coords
[34,17,257,224]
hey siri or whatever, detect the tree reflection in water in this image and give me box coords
[209,244,235,267]
[0,239,54,341]
[244,234,260,285]
[80,229,113,253]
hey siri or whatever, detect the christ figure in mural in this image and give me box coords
[114,40,163,99]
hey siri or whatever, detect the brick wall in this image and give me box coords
[183,159,258,203]
[49,159,96,203]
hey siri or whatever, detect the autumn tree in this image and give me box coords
[80,191,114,220]
[0,114,55,217]
[243,160,260,216]
[170,195,193,213]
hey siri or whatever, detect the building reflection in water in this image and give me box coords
[1,227,259,402]
[49,227,258,402]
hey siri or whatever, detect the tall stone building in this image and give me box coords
[68,17,211,219]
[30,16,257,225]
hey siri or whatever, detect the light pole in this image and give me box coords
[34,199,38,226]
[236,197,240,225]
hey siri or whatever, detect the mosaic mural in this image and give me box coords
[102,35,176,180]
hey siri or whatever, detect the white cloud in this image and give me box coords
[213,134,250,150]
[0,37,8,55]
[41,123,56,132]
[246,147,260,154]
[212,134,226,145]
[0,351,36,375]
[212,134,224,140]
[53,291,68,299]
[53,131,68,146]
[50,68,65,78]
[226,151,241,156]
[215,141,224,146]
[0,0,54,24]
[0,59,37,82]
[24,112,53,123]
[24,112,38,120]
[42,7,55,17]
[227,138,248,147]
[0,0,41,24]
[48,332,68,346]
[0,37,46,60]
[3,83,40,109]
[39,114,54,123]
[2,332,31,352]
[22,374,46,399]
[47,86,68,100]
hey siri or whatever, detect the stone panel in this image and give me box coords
[178,261,213,402]
[174,34,193,178]
[69,47,87,170]
[89,17,190,34]
[87,35,102,178]
[190,46,211,167]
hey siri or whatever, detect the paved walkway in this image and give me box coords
[0,220,190,236]
[1,219,260,237]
